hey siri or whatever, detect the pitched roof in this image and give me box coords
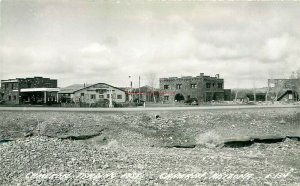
[58,84,90,94]
[73,83,126,93]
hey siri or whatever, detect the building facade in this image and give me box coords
[70,83,126,104]
[1,77,58,104]
[159,73,230,103]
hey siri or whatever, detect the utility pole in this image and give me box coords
[139,76,141,103]
[253,79,256,102]
[109,89,113,108]
[129,76,132,102]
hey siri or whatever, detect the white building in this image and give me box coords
[60,83,126,104]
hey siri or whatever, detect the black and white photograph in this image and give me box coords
[0,0,299,185]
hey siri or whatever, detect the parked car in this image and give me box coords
[133,98,145,106]
[185,98,198,105]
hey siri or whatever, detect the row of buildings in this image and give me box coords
[0,77,126,105]
[1,73,299,106]
[0,73,230,105]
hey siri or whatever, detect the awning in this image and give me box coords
[20,88,60,92]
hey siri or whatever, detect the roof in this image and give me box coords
[1,79,18,83]
[117,87,127,91]
[131,85,156,92]
[73,83,126,93]
[20,88,60,92]
[58,84,90,94]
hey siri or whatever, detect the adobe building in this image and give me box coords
[159,73,231,103]
[1,77,59,105]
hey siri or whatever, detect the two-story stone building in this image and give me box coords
[1,77,59,104]
[159,73,231,103]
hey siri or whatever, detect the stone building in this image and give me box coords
[159,73,231,103]
[0,77,59,104]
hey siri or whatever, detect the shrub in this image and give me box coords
[195,131,222,148]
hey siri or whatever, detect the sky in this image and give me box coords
[1,0,300,88]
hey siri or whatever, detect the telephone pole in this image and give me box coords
[139,76,141,103]
[129,76,132,102]
[109,89,113,108]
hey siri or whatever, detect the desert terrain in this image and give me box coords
[0,107,299,185]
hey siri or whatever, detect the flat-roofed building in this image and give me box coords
[1,77,58,104]
[159,73,230,103]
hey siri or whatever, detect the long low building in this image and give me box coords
[58,83,126,104]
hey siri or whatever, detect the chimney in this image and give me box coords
[200,73,204,77]
[215,74,220,79]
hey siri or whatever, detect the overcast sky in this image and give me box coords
[1,0,300,88]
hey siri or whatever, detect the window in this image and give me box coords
[45,83,51,88]
[8,96,11,101]
[81,93,84,97]
[191,84,197,89]
[206,83,211,89]
[218,83,223,88]
[99,95,104,99]
[117,95,122,99]
[90,94,96,99]
[13,96,16,100]
[107,94,110,98]
[164,96,169,100]
[96,89,106,94]
[164,85,169,89]
[176,84,182,89]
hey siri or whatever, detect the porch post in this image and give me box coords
[56,92,59,103]
[44,91,47,104]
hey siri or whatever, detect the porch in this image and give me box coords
[20,88,60,105]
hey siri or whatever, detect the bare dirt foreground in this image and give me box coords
[0,107,300,185]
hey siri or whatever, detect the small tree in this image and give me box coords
[265,86,270,101]
[145,73,157,102]
[232,89,239,102]
[252,80,256,102]
[293,79,300,101]
[270,80,285,101]
[297,68,300,79]
[294,68,300,101]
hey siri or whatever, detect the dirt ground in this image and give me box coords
[0,107,299,185]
